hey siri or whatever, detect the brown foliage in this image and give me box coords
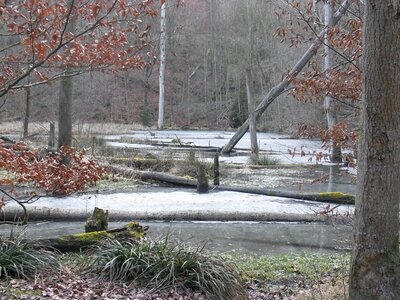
[297,122,358,150]
[0,142,106,196]
[0,0,159,95]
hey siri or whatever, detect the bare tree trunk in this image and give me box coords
[58,74,74,148]
[157,2,166,130]
[246,69,258,157]
[48,122,55,149]
[203,48,209,125]
[246,0,258,158]
[324,0,342,162]
[221,0,351,154]
[349,1,400,299]
[58,0,75,149]
[22,85,30,138]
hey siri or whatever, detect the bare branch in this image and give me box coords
[282,0,361,71]
[0,188,28,226]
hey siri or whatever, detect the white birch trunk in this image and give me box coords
[157,2,166,130]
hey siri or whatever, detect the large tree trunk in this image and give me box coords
[221,0,351,154]
[349,1,400,299]
[157,2,166,130]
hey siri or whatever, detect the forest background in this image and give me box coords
[0,0,345,135]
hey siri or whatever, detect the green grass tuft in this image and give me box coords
[248,154,280,166]
[0,237,60,279]
[84,238,247,300]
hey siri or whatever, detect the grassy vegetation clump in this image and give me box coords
[249,154,280,166]
[84,238,246,300]
[110,156,174,172]
[174,151,213,178]
[0,237,59,279]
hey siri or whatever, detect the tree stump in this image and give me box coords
[85,207,108,233]
[213,150,220,186]
[197,163,209,193]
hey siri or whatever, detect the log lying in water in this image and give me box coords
[110,166,355,205]
[215,186,355,205]
[36,222,148,252]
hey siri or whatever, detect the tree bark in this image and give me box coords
[349,1,400,299]
[157,2,166,130]
[221,0,351,154]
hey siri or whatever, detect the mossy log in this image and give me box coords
[37,222,148,252]
[216,187,355,204]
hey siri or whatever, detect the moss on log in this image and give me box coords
[38,221,148,252]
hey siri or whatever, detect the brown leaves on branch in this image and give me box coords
[290,67,362,103]
[277,6,363,103]
[0,142,106,195]
[0,0,158,93]
[297,122,358,150]
[275,0,363,149]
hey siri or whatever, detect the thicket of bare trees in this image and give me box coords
[0,0,323,134]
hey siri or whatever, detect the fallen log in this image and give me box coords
[36,221,148,252]
[215,186,355,205]
[110,166,354,204]
[110,165,197,186]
